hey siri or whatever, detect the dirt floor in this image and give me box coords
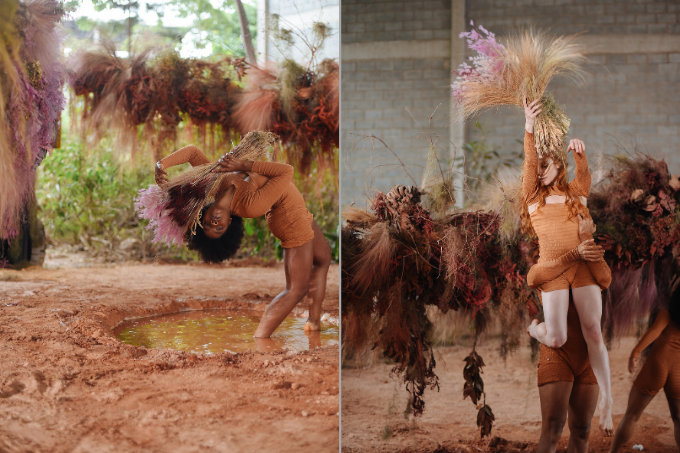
[0,256,339,453]
[342,336,678,453]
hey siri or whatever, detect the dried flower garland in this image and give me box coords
[342,150,680,438]
[1,0,66,239]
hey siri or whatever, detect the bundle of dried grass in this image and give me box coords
[452,24,587,164]
[135,131,277,246]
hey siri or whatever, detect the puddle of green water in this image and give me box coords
[114,310,339,354]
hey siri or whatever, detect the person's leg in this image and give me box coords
[538,381,573,453]
[572,284,613,435]
[253,239,314,338]
[666,393,680,448]
[609,387,655,453]
[304,220,332,331]
[566,384,599,453]
[528,289,570,348]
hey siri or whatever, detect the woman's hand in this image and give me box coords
[155,161,168,185]
[567,138,585,155]
[578,214,596,240]
[577,239,605,262]
[213,154,254,173]
[628,356,638,374]
[523,97,542,133]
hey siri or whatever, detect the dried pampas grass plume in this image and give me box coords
[233,64,278,134]
[452,26,587,164]
[477,166,523,245]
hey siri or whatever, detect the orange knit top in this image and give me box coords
[523,131,591,262]
[160,145,314,248]
[523,132,612,290]
[631,309,680,359]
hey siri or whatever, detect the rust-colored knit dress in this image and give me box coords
[523,131,611,292]
[631,309,680,399]
[160,145,314,248]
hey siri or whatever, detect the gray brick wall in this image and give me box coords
[342,2,680,206]
[341,0,453,206]
[342,58,452,205]
[342,0,452,44]
[467,0,680,36]
[468,51,680,170]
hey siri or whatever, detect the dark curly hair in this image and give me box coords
[186,208,244,263]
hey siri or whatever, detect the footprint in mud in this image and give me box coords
[1,371,63,399]
[0,380,26,398]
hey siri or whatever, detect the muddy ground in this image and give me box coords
[342,336,678,453]
[0,257,339,453]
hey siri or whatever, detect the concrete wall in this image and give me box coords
[257,0,340,64]
[466,0,680,175]
[341,0,680,207]
[341,0,457,207]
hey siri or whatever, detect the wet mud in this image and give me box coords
[0,261,339,453]
[115,310,339,354]
[342,337,677,453]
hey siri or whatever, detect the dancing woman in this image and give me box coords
[610,288,680,452]
[521,98,614,434]
[137,132,331,338]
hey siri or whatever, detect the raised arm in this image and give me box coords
[631,309,670,359]
[567,138,591,196]
[522,98,542,205]
[159,145,211,169]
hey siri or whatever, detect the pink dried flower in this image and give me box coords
[452,23,505,100]
[135,185,185,246]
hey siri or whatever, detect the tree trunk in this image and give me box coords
[234,0,256,65]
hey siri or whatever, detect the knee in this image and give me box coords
[315,249,332,270]
[547,416,566,438]
[547,333,567,349]
[289,280,311,299]
[582,323,604,345]
[569,422,591,441]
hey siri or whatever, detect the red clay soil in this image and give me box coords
[342,337,678,453]
[0,261,339,453]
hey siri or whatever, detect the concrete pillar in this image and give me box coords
[450,0,465,206]
[257,0,269,64]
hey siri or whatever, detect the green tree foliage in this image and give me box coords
[65,0,256,58]
[166,0,257,57]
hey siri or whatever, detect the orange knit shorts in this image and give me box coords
[537,344,598,387]
[633,343,680,400]
[538,262,598,293]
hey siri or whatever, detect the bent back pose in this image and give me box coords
[521,98,614,434]
[153,144,331,338]
[610,289,680,452]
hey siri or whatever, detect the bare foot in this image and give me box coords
[527,319,540,338]
[304,319,321,331]
[599,395,614,437]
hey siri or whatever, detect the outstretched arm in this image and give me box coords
[522,98,542,205]
[155,145,212,184]
[567,138,591,196]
